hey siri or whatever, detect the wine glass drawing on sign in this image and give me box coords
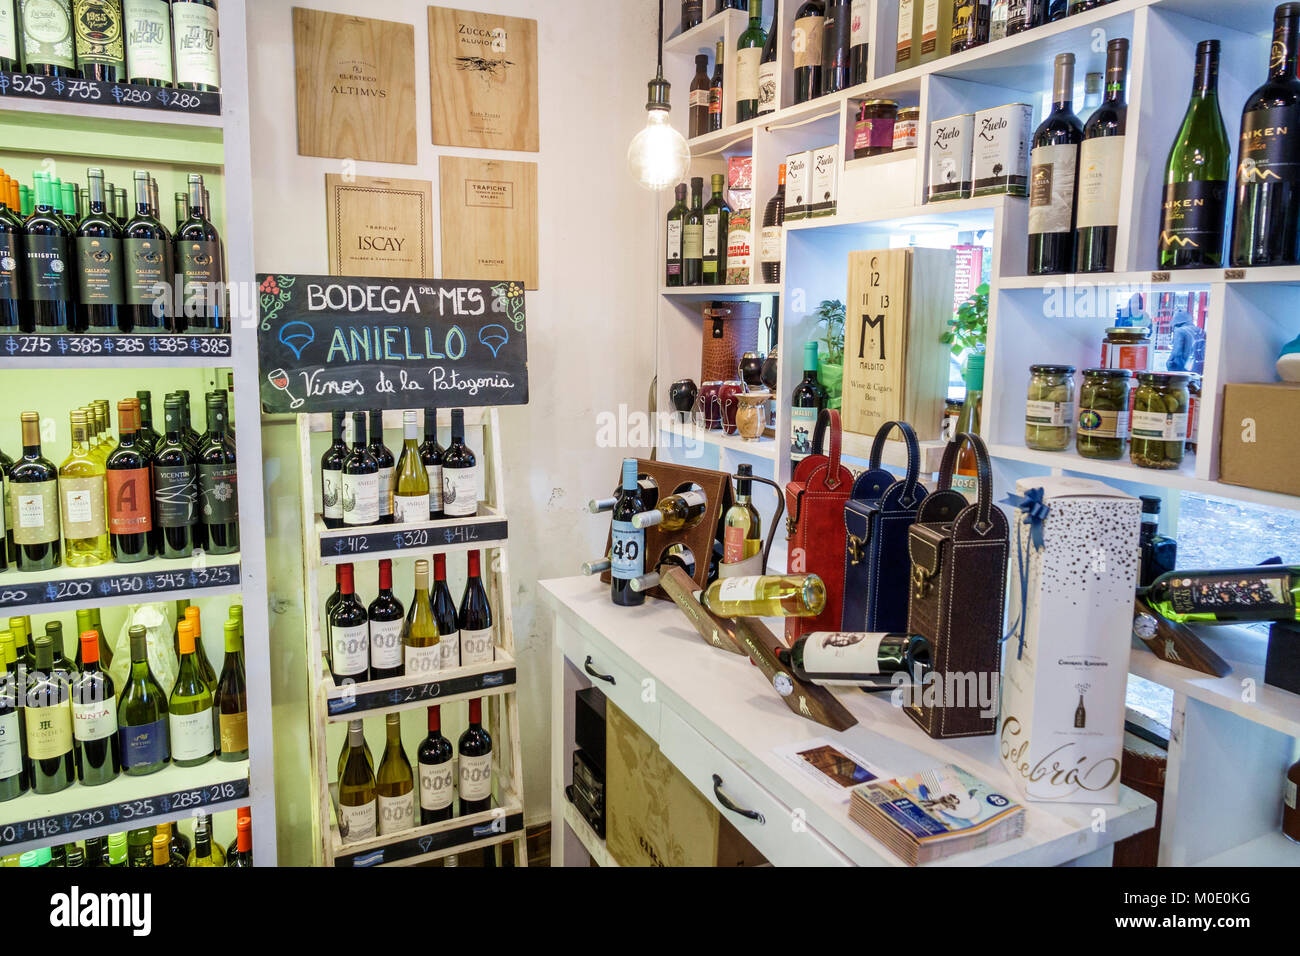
[267,369,304,410]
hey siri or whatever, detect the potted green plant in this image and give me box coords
[813,299,845,410]
[942,282,989,356]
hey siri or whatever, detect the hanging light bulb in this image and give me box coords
[628,0,691,191]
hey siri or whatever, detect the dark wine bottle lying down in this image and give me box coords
[784,632,931,691]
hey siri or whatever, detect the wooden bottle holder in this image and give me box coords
[599,458,734,603]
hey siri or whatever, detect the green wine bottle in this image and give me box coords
[701,173,731,286]
[665,183,688,287]
[1143,566,1300,625]
[736,0,767,121]
[117,625,169,776]
[168,620,214,767]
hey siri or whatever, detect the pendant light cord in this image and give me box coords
[657,0,665,79]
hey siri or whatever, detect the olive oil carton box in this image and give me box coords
[999,476,1141,805]
[810,144,839,218]
[726,207,753,284]
[785,150,813,221]
[972,103,1033,197]
[928,113,973,202]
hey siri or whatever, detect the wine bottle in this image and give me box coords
[59,409,110,567]
[170,0,219,91]
[684,176,705,286]
[723,464,762,568]
[329,563,369,685]
[758,0,779,114]
[392,410,430,524]
[736,0,766,121]
[952,353,983,501]
[789,631,931,688]
[136,390,159,455]
[153,396,197,558]
[702,172,730,285]
[0,449,9,573]
[1045,0,1066,19]
[701,573,827,617]
[197,393,237,554]
[0,0,18,72]
[182,602,217,688]
[1075,38,1129,273]
[122,170,168,332]
[665,182,688,287]
[441,409,478,519]
[610,458,647,608]
[216,619,246,761]
[459,550,495,666]
[951,0,990,53]
[419,408,445,520]
[24,173,76,333]
[821,0,851,94]
[1143,566,1300,625]
[368,409,395,525]
[168,620,213,767]
[458,698,493,815]
[790,341,827,469]
[320,410,347,530]
[376,713,416,835]
[760,163,786,283]
[71,629,119,785]
[1138,495,1177,589]
[20,0,79,76]
[404,558,442,678]
[338,720,377,843]
[708,40,724,132]
[123,0,171,85]
[632,488,707,532]
[0,171,22,334]
[1158,40,1230,269]
[151,832,171,867]
[75,167,124,332]
[368,558,405,681]
[104,833,127,866]
[73,0,125,82]
[226,814,252,867]
[682,0,702,30]
[11,411,61,571]
[0,633,24,802]
[849,0,869,83]
[793,1,826,104]
[106,399,153,563]
[188,827,220,867]
[25,636,74,793]
[1005,0,1042,33]
[342,411,378,528]
[431,553,460,671]
[417,705,454,824]
[176,172,223,332]
[1230,4,1300,267]
[690,54,711,137]
[1027,52,1083,275]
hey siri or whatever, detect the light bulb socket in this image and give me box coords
[645,77,671,112]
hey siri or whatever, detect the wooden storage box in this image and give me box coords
[1218,382,1300,498]
[842,248,956,442]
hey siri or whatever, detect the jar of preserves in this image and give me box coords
[854,99,898,159]
[1076,368,1132,460]
[1131,372,1190,470]
[1025,364,1076,452]
[1186,373,1201,454]
[1100,326,1152,372]
[893,106,920,151]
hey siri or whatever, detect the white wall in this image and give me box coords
[246,0,659,863]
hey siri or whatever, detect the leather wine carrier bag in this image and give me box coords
[784,409,853,646]
[842,421,928,634]
[700,300,760,385]
[904,433,1009,740]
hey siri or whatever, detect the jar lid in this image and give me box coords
[898,106,920,118]
[1105,326,1151,338]
[702,380,722,386]
[1030,364,1076,374]
[1137,371,1191,385]
[1083,367,1133,378]
[863,98,898,107]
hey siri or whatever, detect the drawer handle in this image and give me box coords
[583,656,616,685]
[712,774,765,824]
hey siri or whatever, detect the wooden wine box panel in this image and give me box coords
[438,156,539,289]
[325,174,434,279]
[842,248,956,443]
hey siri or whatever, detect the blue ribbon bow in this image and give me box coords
[1000,489,1051,660]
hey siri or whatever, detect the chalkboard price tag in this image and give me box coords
[256,274,529,413]
[320,519,509,560]
[334,810,523,867]
[327,666,516,718]
[0,562,240,611]
[0,334,231,361]
[0,71,221,115]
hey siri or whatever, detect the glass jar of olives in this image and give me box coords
[1131,371,1191,470]
[1025,365,1076,452]
[1076,369,1132,460]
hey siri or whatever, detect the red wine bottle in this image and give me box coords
[197,393,238,555]
[368,409,395,525]
[342,412,378,527]
[328,563,369,685]
[458,550,494,665]
[441,409,478,519]
[1075,38,1129,273]
[321,411,347,529]
[122,171,167,332]
[1027,53,1083,275]
[457,698,493,815]
[418,705,454,824]
[368,558,405,681]
[106,399,154,563]
[431,553,460,671]
[153,397,198,559]
[72,630,120,786]
[23,174,76,334]
[419,408,445,520]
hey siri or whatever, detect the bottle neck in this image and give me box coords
[87,175,107,213]
[134,178,151,217]
[1193,48,1220,97]
[427,706,441,735]
[332,416,345,445]
[467,551,481,579]
[188,180,205,219]
[385,718,401,745]
[1052,60,1074,112]
[468,698,482,726]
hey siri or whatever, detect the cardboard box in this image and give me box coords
[972,102,1033,197]
[785,150,812,221]
[810,144,839,218]
[1218,382,1300,498]
[605,700,766,867]
[999,476,1142,805]
[726,208,753,285]
[928,113,973,202]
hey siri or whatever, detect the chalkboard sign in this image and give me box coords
[257,274,529,413]
[326,665,515,718]
[0,333,231,362]
[320,519,509,562]
[0,561,240,612]
[334,810,523,867]
[0,72,221,115]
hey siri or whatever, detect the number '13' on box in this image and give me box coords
[999,476,1141,805]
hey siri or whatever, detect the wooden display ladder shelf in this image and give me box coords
[296,408,527,867]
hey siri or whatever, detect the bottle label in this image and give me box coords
[920,0,940,55]
[1287,779,1298,811]
[76,236,125,305]
[760,225,782,263]
[441,465,478,517]
[666,219,682,276]
[790,405,818,461]
[718,575,763,602]
[120,717,167,769]
[1078,407,1129,439]
[369,618,404,671]
[332,623,369,678]
[14,480,59,545]
[199,463,238,524]
[339,799,377,843]
[724,524,760,564]
[460,626,494,665]
[689,89,710,110]
[27,702,73,759]
[179,238,222,314]
[1130,409,1187,442]
[0,711,20,780]
[1160,181,1228,259]
[171,1,220,87]
[1025,399,1073,427]
[425,464,443,511]
[0,2,16,61]
[419,761,454,811]
[219,710,248,754]
[610,519,644,580]
[106,466,152,534]
[376,465,394,517]
[794,16,824,70]
[851,0,870,45]
[73,0,125,66]
[1166,573,1293,617]
[22,0,76,68]
[703,213,721,272]
[737,46,761,101]
[405,642,442,678]
[61,475,106,539]
[1028,143,1079,235]
[342,471,379,526]
[459,751,493,802]
[1076,135,1125,229]
[951,473,979,503]
[377,791,415,835]
[153,463,197,527]
[122,0,171,82]
[123,237,167,308]
[757,61,777,113]
[439,628,460,670]
[0,233,19,304]
[322,468,343,520]
[25,234,72,303]
[72,696,117,742]
[1237,103,1300,190]
[802,632,887,677]
[897,0,915,62]
[709,86,723,116]
[393,492,429,525]
[168,707,214,761]
[683,224,703,260]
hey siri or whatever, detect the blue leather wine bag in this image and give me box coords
[841,421,928,633]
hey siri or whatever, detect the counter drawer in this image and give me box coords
[559,625,661,742]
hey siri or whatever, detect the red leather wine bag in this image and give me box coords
[784,410,853,645]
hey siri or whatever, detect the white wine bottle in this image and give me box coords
[632,488,707,531]
[403,559,442,678]
[59,410,109,568]
[338,720,377,843]
[392,410,430,524]
[376,713,415,835]
[701,574,827,618]
[168,621,214,768]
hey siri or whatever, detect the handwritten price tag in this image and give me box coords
[332,810,523,868]
[320,520,508,560]
[0,563,240,610]
[326,667,516,717]
[0,333,229,361]
[0,70,219,115]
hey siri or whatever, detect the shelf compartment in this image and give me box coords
[0,759,248,856]
[0,554,241,614]
[319,651,518,722]
[0,332,232,368]
[317,508,509,564]
[659,420,779,462]
[562,796,617,867]
[664,7,748,55]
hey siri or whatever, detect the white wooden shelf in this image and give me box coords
[665,7,749,55]
[562,798,618,867]
[659,421,778,461]
[999,265,1300,289]
[1195,830,1300,867]
[661,283,781,298]
[0,553,242,615]
[318,651,519,722]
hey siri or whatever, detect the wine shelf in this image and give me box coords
[316,509,510,564]
[660,283,781,299]
[659,420,779,461]
[664,7,748,56]
[0,71,222,121]
[0,759,249,856]
[318,651,518,722]
[0,554,242,615]
[0,332,233,369]
[999,265,1300,290]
